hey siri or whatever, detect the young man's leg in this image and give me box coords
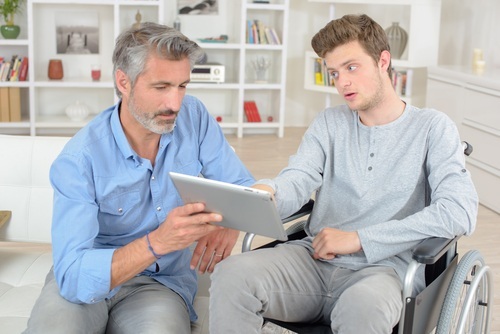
[329,266,403,333]
[210,244,329,334]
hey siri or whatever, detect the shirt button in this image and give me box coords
[156,207,162,211]
[368,166,373,171]
[118,208,123,213]
[151,176,155,180]
[370,153,374,157]
[461,169,466,173]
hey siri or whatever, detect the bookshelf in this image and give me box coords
[303,0,441,108]
[0,0,164,136]
[172,0,289,137]
[1,0,289,138]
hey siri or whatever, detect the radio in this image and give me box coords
[191,63,225,83]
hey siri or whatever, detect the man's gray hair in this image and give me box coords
[112,22,204,98]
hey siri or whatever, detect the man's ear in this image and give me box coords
[379,50,391,72]
[115,69,129,95]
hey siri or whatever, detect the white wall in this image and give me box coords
[284,0,500,127]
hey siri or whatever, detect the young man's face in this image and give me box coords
[121,53,191,134]
[324,40,388,113]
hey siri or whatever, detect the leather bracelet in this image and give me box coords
[146,231,162,259]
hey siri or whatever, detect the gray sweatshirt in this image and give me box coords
[259,104,478,291]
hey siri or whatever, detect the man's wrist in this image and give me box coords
[145,231,163,259]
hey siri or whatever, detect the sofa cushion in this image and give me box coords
[0,243,210,333]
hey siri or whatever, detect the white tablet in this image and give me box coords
[169,172,288,241]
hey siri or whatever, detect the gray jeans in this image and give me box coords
[209,244,403,334]
[24,268,190,334]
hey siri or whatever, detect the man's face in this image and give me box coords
[123,53,191,134]
[324,40,386,113]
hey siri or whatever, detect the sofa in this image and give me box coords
[0,134,210,333]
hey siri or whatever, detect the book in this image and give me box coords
[9,56,22,81]
[0,87,10,122]
[8,87,21,122]
[258,20,268,44]
[1,61,10,81]
[314,58,323,85]
[269,28,281,45]
[244,101,262,122]
[247,20,254,44]
[18,57,29,81]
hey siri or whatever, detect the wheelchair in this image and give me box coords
[242,142,493,334]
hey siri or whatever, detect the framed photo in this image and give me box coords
[178,0,219,15]
[55,11,99,55]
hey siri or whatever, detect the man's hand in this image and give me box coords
[312,228,362,260]
[111,202,222,289]
[190,228,240,274]
[149,203,224,256]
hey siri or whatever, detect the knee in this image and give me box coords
[331,282,402,332]
[211,252,272,299]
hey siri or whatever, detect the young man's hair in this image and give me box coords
[311,14,392,78]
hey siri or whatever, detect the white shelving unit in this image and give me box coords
[179,0,289,138]
[1,0,288,138]
[303,0,441,108]
[0,0,164,136]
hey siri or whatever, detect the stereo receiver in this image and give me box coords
[191,63,225,83]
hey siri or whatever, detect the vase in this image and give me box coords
[0,25,20,39]
[65,100,90,121]
[48,59,64,80]
[385,22,408,60]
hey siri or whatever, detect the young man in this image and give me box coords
[209,14,478,333]
[25,23,254,333]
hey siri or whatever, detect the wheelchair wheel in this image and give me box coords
[436,250,492,334]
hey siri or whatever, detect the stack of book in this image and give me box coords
[391,68,413,97]
[246,20,281,45]
[0,87,21,122]
[243,100,262,122]
[0,55,29,82]
[313,58,334,87]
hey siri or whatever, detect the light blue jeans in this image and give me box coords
[210,244,403,334]
[24,268,190,334]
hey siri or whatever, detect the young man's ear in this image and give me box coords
[115,69,130,96]
[379,50,392,73]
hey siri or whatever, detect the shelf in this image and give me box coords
[1,0,288,137]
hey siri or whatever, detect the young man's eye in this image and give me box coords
[348,65,357,71]
[330,72,339,79]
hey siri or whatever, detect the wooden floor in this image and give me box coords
[226,127,499,333]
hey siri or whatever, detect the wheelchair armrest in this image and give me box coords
[281,199,315,224]
[411,235,462,265]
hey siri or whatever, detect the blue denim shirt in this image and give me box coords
[49,95,254,321]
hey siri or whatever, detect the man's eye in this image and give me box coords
[330,72,339,79]
[348,65,357,71]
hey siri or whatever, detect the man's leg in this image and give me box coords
[210,244,329,334]
[105,276,191,334]
[24,268,109,334]
[329,266,403,334]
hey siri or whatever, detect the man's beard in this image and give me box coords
[128,93,177,135]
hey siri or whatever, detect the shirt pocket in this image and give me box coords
[98,191,142,236]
